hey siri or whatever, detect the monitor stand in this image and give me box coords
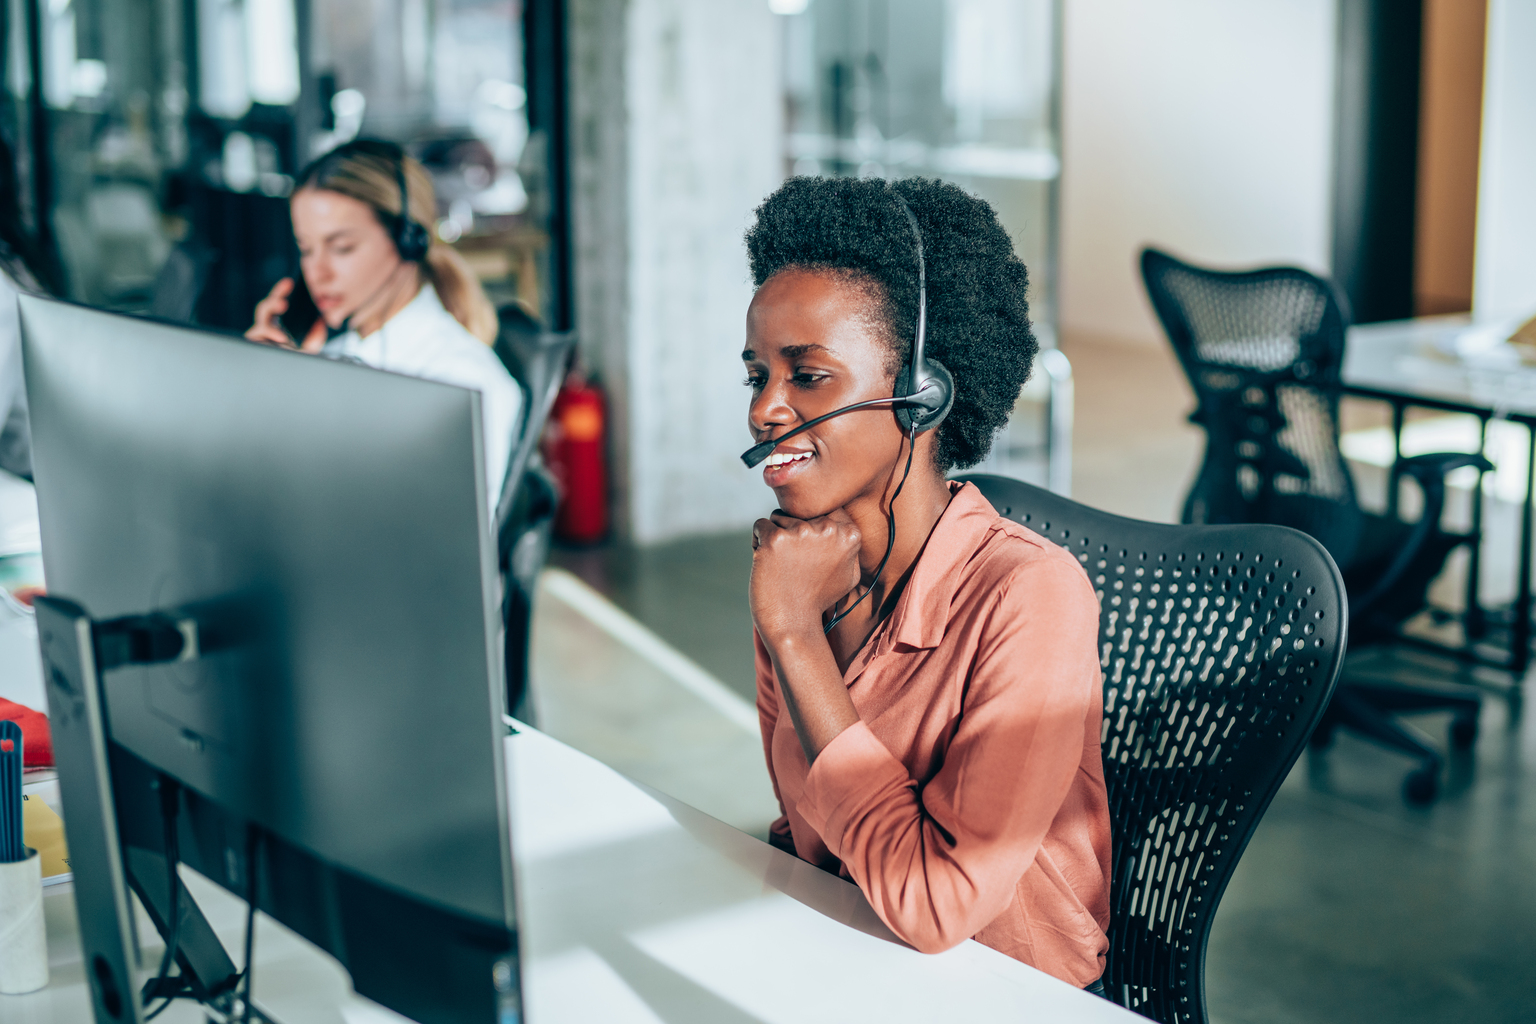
[34,596,278,1024]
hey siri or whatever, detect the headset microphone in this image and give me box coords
[740,395,918,468]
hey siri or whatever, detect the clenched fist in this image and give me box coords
[750,507,862,645]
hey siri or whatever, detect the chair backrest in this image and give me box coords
[148,242,216,323]
[1140,248,1363,568]
[491,307,576,723]
[956,473,1345,1024]
[491,305,577,556]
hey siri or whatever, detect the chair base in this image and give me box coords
[1309,676,1481,805]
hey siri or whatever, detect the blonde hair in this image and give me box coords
[294,142,499,344]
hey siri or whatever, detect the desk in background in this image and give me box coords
[1344,316,1536,674]
[0,684,1132,1022]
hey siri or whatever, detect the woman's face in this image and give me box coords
[290,188,400,329]
[744,268,908,520]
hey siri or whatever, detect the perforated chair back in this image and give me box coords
[1141,248,1363,568]
[491,308,577,552]
[956,473,1346,1024]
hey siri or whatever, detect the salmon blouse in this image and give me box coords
[755,481,1112,986]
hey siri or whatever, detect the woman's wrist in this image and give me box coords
[756,618,826,660]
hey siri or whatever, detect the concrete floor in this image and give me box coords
[540,332,1536,1023]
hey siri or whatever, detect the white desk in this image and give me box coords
[1,722,1133,1023]
[0,461,1127,1021]
[1343,316,1536,673]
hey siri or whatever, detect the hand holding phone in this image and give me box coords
[246,276,325,351]
[247,277,297,346]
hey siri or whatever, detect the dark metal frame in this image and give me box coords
[1344,382,1536,676]
[524,0,574,333]
[1331,0,1424,325]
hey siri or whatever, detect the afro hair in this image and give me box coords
[744,175,1036,472]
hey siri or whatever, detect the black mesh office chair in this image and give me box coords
[491,305,576,723]
[955,472,1345,1024]
[1140,248,1487,802]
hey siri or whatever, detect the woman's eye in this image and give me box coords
[743,374,765,390]
[791,371,827,388]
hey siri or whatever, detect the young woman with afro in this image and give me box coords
[743,176,1111,994]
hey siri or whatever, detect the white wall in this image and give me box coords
[1059,0,1338,345]
[1473,0,1536,323]
[625,0,783,543]
[571,0,783,544]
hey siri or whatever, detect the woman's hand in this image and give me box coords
[751,508,863,762]
[750,508,862,646]
[246,277,297,347]
[246,278,329,352]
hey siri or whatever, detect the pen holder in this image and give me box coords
[0,847,48,994]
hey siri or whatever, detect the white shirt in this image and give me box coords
[322,284,523,517]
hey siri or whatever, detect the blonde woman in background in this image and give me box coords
[247,140,522,512]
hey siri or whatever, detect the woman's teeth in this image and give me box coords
[764,450,813,468]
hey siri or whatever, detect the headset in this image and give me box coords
[739,193,952,469]
[383,142,431,263]
[307,138,431,263]
[739,189,955,633]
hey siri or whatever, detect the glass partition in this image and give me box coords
[0,0,568,329]
[779,0,1065,488]
[310,0,553,318]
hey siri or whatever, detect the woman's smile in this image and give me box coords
[761,446,816,487]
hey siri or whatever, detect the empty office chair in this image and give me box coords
[492,304,577,722]
[148,242,217,324]
[1140,247,1487,802]
[956,472,1345,1024]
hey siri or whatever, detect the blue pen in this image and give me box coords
[0,720,23,863]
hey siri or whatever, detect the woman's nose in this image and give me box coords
[749,377,797,438]
[304,257,330,285]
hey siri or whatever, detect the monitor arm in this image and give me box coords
[33,596,272,1024]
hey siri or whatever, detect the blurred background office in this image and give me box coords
[0,0,571,330]
[2,1,1535,1022]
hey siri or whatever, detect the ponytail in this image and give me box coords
[424,242,499,344]
[296,140,500,345]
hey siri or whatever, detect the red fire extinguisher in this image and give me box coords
[543,372,610,544]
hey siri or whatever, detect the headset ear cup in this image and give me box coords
[894,358,954,434]
[397,219,431,263]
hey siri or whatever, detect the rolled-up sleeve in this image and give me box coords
[755,631,795,850]
[796,559,1101,953]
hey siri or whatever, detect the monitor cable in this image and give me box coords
[143,777,183,1020]
[822,422,917,636]
[240,822,260,1024]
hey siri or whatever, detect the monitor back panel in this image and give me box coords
[20,296,513,930]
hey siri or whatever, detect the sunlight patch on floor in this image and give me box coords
[529,568,782,840]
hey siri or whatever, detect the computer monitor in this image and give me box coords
[19,294,520,1023]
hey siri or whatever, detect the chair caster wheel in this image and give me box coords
[1450,715,1478,750]
[1404,768,1438,804]
[1308,725,1334,750]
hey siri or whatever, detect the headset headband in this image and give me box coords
[304,139,428,261]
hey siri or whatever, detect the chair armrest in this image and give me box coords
[1351,451,1493,622]
[1395,451,1494,484]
